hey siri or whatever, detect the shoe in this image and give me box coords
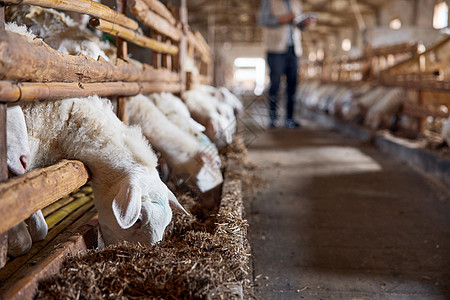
[285,119,300,129]
[269,119,278,128]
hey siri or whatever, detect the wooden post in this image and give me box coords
[116,0,128,124]
[172,0,187,96]
[152,31,163,69]
[0,103,8,268]
[0,3,8,269]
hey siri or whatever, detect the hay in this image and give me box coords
[35,182,250,299]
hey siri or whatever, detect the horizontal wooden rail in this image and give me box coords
[0,31,180,84]
[89,18,178,55]
[0,160,90,234]
[402,103,449,119]
[128,0,182,41]
[0,81,183,103]
[139,0,176,25]
[187,31,211,63]
[4,0,139,30]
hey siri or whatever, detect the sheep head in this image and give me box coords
[6,106,30,176]
[97,167,188,246]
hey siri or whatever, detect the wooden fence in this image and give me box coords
[0,0,213,296]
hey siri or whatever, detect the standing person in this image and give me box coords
[258,0,313,129]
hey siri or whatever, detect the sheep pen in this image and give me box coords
[32,139,258,299]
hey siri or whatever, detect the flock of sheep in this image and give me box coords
[297,80,450,145]
[4,5,242,258]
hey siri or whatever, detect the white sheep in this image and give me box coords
[6,106,48,257]
[22,96,187,246]
[218,87,243,116]
[342,86,388,122]
[183,88,236,149]
[7,5,113,61]
[364,87,406,129]
[126,94,223,193]
[442,117,450,146]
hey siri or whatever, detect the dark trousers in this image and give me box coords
[267,46,298,121]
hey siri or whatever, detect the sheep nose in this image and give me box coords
[20,155,29,171]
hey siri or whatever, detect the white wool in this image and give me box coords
[6,105,47,257]
[127,94,199,170]
[184,56,199,76]
[21,96,179,246]
[442,117,450,146]
[5,22,36,40]
[127,94,223,192]
[8,5,112,61]
[149,92,206,136]
[218,87,243,115]
[365,88,406,129]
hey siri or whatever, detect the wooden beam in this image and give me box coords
[129,0,182,41]
[116,0,128,124]
[139,0,177,25]
[4,0,139,30]
[0,81,183,103]
[89,18,179,55]
[0,160,90,235]
[1,210,100,300]
[0,31,180,84]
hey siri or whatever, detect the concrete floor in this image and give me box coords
[244,118,450,299]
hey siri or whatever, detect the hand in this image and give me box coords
[278,12,296,24]
[302,17,317,29]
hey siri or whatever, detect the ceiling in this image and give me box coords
[186,0,391,49]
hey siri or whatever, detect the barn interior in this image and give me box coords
[0,0,449,299]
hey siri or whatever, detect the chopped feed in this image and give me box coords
[35,167,250,300]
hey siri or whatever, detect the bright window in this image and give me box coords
[433,1,448,29]
[389,18,402,29]
[233,58,266,95]
[341,38,352,51]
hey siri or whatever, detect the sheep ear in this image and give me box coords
[168,189,190,216]
[112,183,142,229]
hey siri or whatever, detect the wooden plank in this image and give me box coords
[4,0,139,30]
[0,202,94,286]
[0,81,182,103]
[0,160,90,234]
[115,0,129,125]
[129,0,182,41]
[41,195,75,217]
[152,32,163,69]
[1,210,100,300]
[89,18,178,55]
[0,31,181,84]
[141,0,177,25]
[45,196,92,230]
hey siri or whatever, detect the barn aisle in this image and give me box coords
[244,117,450,299]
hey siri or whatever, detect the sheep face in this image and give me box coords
[98,167,186,246]
[6,106,30,175]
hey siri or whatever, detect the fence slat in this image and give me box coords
[0,160,90,234]
[89,18,178,55]
[4,0,139,30]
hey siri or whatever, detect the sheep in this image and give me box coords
[218,87,244,116]
[126,94,223,193]
[442,117,450,146]
[7,5,114,61]
[183,88,237,149]
[3,26,49,257]
[364,87,407,129]
[342,86,388,122]
[6,106,48,257]
[21,96,187,246]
